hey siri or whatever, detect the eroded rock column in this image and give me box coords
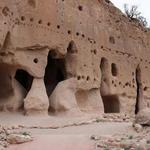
[135,65,146,114]
[24,78,49,116]
[49,78,81,116]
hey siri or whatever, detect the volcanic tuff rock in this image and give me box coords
[0,0,149,116]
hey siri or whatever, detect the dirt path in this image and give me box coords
[7,122,136,150]
[2,112,147,150]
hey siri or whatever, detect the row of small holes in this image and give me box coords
[20,16,96,44]
[77,75,90,81]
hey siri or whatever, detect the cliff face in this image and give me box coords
[0,0,149,115]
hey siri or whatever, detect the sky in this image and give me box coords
[110,0,150,25]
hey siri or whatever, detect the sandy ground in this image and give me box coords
[0,112,100,128]
[7,123,136,150]
[0,112,139,150]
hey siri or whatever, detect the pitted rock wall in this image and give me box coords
[0,0,149,115]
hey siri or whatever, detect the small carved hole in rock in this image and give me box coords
[82,76,85,79]
[82,34,85,38]
[144,87,148,91]
[78,5,83,11]
[47,22,51,26]
[33,58,38,63]
[38,20,42,24]
[77,76,81,80]
[68,30,71,34]
[125,82,129,86]
[30,18,34,22]
[76,32,80,36]
[109,36,115,44]
[86,76,90,81]
[57,25,60,29]
[111,63,118,77]
[21,16,25,21]
[93,49,97,55]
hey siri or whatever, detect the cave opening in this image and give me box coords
[44,51,66,97]
[15,69,33,92]
[102,95,120,113]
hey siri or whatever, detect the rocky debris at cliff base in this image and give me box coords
[102,113,134,122]
[0,126,33,149]
[91,128,150,150]
[132,123,143,132]
[7,133,33,144]
[0,127,8,150]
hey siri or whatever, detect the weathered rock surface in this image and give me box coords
[49,78,80,115]
[0,0,149,117]
[135,108,150,126]
[24,78,49,115]
[7,133,33,144]
[133,123,143,132]
[0,126,33,149]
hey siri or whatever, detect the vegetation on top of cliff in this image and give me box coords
[124,4,148,28]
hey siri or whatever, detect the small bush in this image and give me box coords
[124,4,148,27]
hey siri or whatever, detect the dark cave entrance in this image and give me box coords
[44,51,66,97]
[102,95,120,113]
[100,58,120,113]
[15,69,33,92]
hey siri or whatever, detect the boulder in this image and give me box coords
[132,123,143,132]
[7,133,33,144]
[135,108,150,126]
